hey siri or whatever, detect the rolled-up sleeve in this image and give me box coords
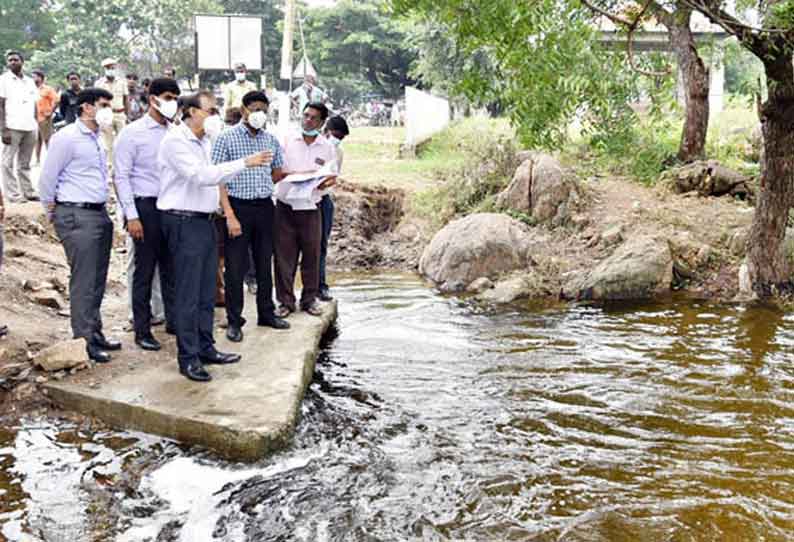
[39,130,71,210]
[162,135,246,187]
[113,129,138,220]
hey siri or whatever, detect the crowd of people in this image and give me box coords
[0,50,350,383]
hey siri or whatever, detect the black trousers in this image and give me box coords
[224,197,276,327]
[319,194,334,290]
[131,198,174,336]
[53,205,113,340]
[161,213,218,368]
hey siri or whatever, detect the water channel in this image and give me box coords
[2,273,794,541]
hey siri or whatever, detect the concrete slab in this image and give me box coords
[45,301,337,462]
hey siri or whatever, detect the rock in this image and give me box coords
[567,236,673,300]
[477,274,537,304]
[666,160,754,200]
[600,224,624,247]
[0,362,29,379]
[5,248,25,258]
[50,277,67,293]
[35,376,48,384]
[467,277,494,294]
[36,339,89,372]
[23,279,46,292]
[419,213,532,292]
[496,154,578,226]
[668,232,712,281]
[31,289,66,309]
[729,228,750,256]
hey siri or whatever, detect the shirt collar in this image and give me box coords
[292,131,325,146]
[180,122,206,144]
[76,119,99,136]
[144,114,167,130]
[235,121,262,137]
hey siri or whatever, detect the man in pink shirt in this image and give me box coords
[274,102,336,317]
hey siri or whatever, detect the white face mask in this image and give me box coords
[95,107,114,127]
[235,72,246,82]
[105,68,115,78]
[203,114,223,140]
[327,135,341,147]
[247,111,267,130]
[155,97,178,121]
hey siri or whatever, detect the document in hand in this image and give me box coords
[275,160,338,210]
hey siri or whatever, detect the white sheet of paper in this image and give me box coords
[275,159,338,209]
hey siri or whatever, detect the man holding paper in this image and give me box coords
[274,102,336,317]
[212,91,290,344]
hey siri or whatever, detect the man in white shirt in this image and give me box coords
[0,50,39,202]
[94,58,128,167]
[157,90,271,382]
[290,75,328,119]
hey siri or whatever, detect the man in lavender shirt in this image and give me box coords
[114,78,181,352]
[39,87,120,364]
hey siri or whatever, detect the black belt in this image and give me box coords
[229,197,273,207]
[56,201,105,211]
[134,196,157,201]
[163,209,215,220]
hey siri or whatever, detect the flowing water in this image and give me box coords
[2,273,794,541]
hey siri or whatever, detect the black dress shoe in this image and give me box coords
[135,334,162,351]
[226,325,243,343]
[165,325,176,335]
[0,325,7,337]
[199,350,241,365]
[179,362,212,382]
[318,288,333,302]
[92,331,122,351]
[86,343,111,363]
[257,316,291,330]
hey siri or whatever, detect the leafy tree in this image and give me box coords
[302,0,417,100]
[0,0,56,60]
[393,0,644,149]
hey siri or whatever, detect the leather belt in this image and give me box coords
[134,196,158,201]
[163,209,215,220]
[56,201,105,211]
[113,108,125,113]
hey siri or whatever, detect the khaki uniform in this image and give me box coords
[94,77,128,168]
[223,80,257,110]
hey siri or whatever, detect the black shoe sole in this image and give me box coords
[136,341,162,351]
[179,370,212,382]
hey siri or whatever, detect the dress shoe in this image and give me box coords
[302,302,323,316]
[180,362,212,382]
[92,331,122,351]
[135,334,162,351]
[199,350,241,365]
[0,325,7,337]
[226,325,243,343]
[86,343,111,363]
[318,288,333,302]
[25,195,40,202]
[258,316,291,330]
[165,325,177,335]
[274,305,294,318]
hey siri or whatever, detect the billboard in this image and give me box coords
[195,15,263,71]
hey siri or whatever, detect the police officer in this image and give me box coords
[39,87,120,363]
[157,90,272,382]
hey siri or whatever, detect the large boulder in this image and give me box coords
[566,236,673,301]
[496,153,577,226]
[665,160,754,200]
[419,213,531,292]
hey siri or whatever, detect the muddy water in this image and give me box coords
[3,274,794,541]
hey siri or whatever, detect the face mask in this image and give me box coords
[327,135,341,147]
[155,97,178,121]
[302,128,320,137]
[235,72,246,82]
[105,69,115,78]
[248,111,267,130]
[203,114,223,140]
[95,107,114,127]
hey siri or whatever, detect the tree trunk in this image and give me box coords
[747,55,794,296]
[666,10,709,163]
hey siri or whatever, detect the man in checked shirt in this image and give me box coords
[212,91,290,343]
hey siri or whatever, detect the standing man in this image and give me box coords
[318,116,349,302]
[162,67,176,79]
[274,102,336,318]
[32,69,58,165]
[39,87,120,363]
[222,63,256,110]
[290,75,328,118]
[94,58,128,166]
[126,73,145,123]
[114,78,181,352]
[212,91,290,343]
[59,72,82,125]
[157,90,271,382]
[0,50,39,203]
[0,178,7,337]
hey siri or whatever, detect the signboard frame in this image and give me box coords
[193,14,265,72]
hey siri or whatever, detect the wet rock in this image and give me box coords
[477,273,540,304]
[668,232,712,280]
[36,339,89,372]
[665,160,754,200]
[419,213,532,292]
[496,154,578,226]
[467,277,494,294]
[566,236,673,300]
[31,289,66,309]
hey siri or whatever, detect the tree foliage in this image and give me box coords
[393,0,644,149]
[0,0,56,60]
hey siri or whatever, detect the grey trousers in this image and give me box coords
[2,129,36,201]
[53,206,113,340]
